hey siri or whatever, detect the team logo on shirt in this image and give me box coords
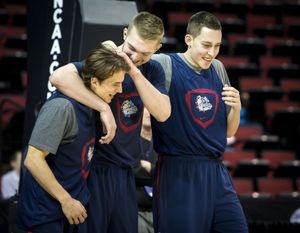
[121,100,138,117]
[81,137,95,179]
[195,96,212,112]
[185,88,219,128]
[117,92,143,133]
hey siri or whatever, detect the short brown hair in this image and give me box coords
[128,11,164,43]
[187,11,222,38]
[82,44,130,87]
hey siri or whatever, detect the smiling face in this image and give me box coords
[184,26,222,69]
[90,70,125,103]
[120,12,164,67]
[82,45,129,103]
[122,26,161,67]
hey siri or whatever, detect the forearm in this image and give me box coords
[222,85,241,137]
[24,145,70,204]
[227,108,240,137]
[131,71,171,122]
[49,64,109,113]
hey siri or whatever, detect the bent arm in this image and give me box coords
[49,63,109,113]
[49,63,116,144]
[131,70,171,122]
[222,85,241,137]
[117,51,171,122]
[24,145,87,224]
[24,145,71,203]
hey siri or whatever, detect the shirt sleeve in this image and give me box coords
[144,56,170,95]
[72,61,83,74]
[212,59,232,116]
[28,98,78,155]
[151,54,172,92]
[212,59,231,86]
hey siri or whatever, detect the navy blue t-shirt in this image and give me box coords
[74,60,167,167]
[17,91,95,229]
[152,54,228,157]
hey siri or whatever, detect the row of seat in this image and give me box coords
[238,77,300,92]
[162,35,300,63]
[0,2,27,95]
[0,94,26,129]
[238,112,300,148]
[222,62,300,86]
[225,149,296,163]
[166,12,300,39]
[224,149,300,178]
[0,9,26,27]
[0,0,26,166]
[0,53,27,94]
[245,88,300,114]
[147,0,300,21]
[233,177,300,198]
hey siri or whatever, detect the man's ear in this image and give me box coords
[185,34,193,47]
[123,28,128,40]
[90,77,99,88]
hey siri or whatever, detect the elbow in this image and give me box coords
[24,152,41,172]
[24,155,33,171]
[49,73,60,88]
[155,103,171,122]
[155,97,171,122]
[157,108,171,122]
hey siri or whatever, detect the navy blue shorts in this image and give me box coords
[86,162,138,233]
[153,155,248,233]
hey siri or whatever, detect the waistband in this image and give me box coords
[159,153,223,162]
[92,158,133,169]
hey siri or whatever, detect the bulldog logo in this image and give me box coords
[81,137,95,179]
[117,92,143,133]
[185,88,219,128]
[121,100,138,117]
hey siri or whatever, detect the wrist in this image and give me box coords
[57,193,71,204]
[130,69,142,80]
[97,99,110,113]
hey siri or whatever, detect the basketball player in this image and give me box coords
[49,12,170,233]
[17,45,130,233]
[151,11,249,233]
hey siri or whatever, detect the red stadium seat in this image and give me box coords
[218,56,249,68]
[223,150,256,171]
[257,178,294,197]
[264,100,300,118]
[259,56,291,79]
[246,14,276,36]
[280,79,300,93]
[239,78,273,92]
[232,178,254,196]
[0,94,25,129]
[234,125,263,149]
[261,150,296,173]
